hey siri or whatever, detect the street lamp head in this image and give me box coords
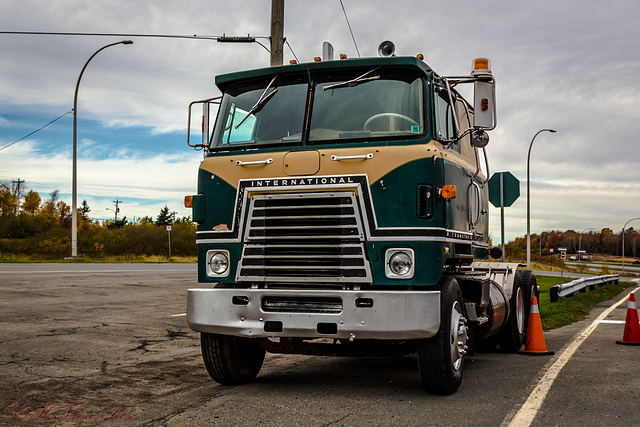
[549,129,557,133]
[121,40,134,45]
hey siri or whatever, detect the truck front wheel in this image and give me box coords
[200,333,265,385]
[417,277,467,395]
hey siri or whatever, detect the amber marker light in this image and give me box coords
[473,58,490,70]
[314,57,322,62]
[339,53,348,59]
[184,195,193,208]
[439,185,457,199]
[471,58,492,76]
[289,59,298,65]
[416,54,424,61]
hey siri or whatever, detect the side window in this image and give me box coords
[457,99,478,168]
[435,91,456,142]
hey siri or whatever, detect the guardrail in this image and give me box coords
[550,274,619,303]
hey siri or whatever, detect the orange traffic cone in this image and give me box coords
[616,292,640,346]
[518,296,554,356]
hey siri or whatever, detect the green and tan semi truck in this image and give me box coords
[184,43,537,394]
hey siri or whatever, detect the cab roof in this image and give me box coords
[214,56,434,92]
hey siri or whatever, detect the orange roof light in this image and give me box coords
[439,185,457,199]
[471,58,492,75]
[416,53,424,61]
[289,59,298,65]
[314,57,322,62]
[339,53,348,60]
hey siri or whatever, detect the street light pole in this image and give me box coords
[579,227,594,256]
[71,40,133,258]
[622,217,640,272]
[526,128,556,270]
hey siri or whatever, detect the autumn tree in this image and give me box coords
[23,190,41,215]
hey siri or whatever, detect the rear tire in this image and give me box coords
[201,333,265,385]
[497,271,531,352]
[417,277,467,395]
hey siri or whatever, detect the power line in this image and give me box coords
[0,110,73,152]
[1,30,272,54]
[339,0,360,58]
[0,30,269,42]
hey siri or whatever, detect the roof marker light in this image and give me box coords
[471,58,492,76]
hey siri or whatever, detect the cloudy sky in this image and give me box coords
[1,0,639,241]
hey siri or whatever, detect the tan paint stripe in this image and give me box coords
[200,142,477,189]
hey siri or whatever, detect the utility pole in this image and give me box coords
[112,199,122,221]
[270,0,284,66]
[12,178,25,213]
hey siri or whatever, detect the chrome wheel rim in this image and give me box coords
[450,301,467,371]
[516,287,525,335]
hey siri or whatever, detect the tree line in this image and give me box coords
[0,181,195,259]
[505,228,639,259]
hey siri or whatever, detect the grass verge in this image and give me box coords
[537,275,637,330]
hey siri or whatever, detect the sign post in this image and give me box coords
[488,172,520,262]
[559,249,567,277]
[166,225,172,261]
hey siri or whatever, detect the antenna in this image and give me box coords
[339,0,360,58]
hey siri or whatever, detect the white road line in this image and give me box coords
[597,319,626,324]
[171,313,187,317]
[506,287,639,427]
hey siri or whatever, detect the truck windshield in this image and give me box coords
[209,68,425,150]
[309,69,424,142]
[210,77,308,149]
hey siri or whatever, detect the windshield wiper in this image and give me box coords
[323,67,381,91]
[235,75,278,129]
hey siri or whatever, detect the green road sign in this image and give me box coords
[488,171,520,207]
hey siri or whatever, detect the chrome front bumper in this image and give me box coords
[187,288,441,340]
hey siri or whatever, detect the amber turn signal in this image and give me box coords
[184,195,193,208]
[439,185,457,199]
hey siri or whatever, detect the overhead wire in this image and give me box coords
[0,110,73,152]
[0,31,270,42]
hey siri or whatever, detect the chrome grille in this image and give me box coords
[237,192,372,283]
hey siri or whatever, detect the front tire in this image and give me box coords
[201,333,265,385]
[417,277,467,395]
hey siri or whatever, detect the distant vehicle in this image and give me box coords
[633,260,640,265]
[569,256,578,261]
[579,253,593,261]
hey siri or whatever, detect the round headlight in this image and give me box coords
[209,252,229,275]
[389,252,412,276]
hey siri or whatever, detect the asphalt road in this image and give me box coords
[1,264,638,426]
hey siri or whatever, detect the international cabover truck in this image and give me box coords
[185,42,537,395]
